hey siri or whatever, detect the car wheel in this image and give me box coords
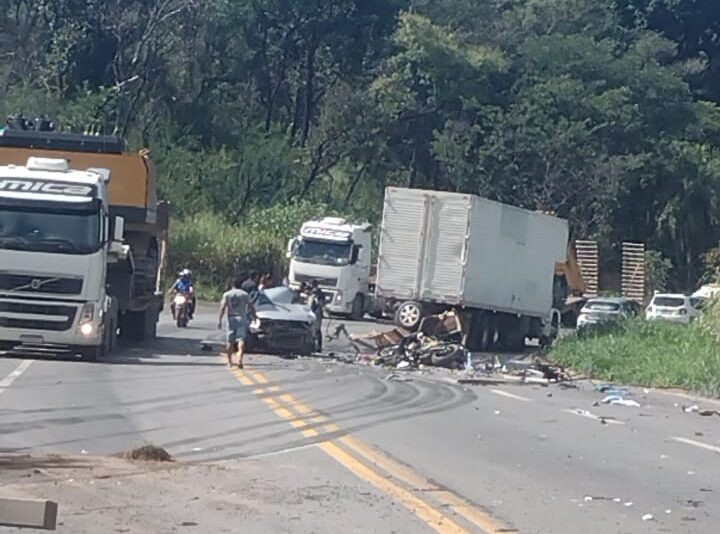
[395,301,423,330]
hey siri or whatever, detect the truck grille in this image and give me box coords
[0,273,83,295]
[294,274,338,288]
[0,301,77,331]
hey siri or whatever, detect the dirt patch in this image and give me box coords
[122,445,173,462]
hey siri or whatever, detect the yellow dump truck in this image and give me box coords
[554,243,587,326]
[0,118,168,357]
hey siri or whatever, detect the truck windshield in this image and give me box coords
[0,204,101,255]
[293,238,352,266]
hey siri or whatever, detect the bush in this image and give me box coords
[167,201,338,299]
[552,314,720,397]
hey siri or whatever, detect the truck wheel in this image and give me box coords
[121,311,150,341]
[395,301,423,330]
[79,345,101,362]
[350,295,365,321]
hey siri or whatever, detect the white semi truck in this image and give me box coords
[375,187,569,350]
[287,217,372,319]
[0,157,128,360]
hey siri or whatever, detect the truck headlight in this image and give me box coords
[335,293,342,303]
[80,303,95,324]
[80,322,94,336]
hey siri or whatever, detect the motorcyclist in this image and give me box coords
[170,269,196,320]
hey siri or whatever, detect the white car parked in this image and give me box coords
[645,293,703,324]
[577,297,640,330]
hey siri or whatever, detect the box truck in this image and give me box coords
[375,187,569,350]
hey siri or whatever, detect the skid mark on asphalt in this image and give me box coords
[230,366,512,534]
[489,389,531,402]
[670,436,720,454]
[0,360,33,393]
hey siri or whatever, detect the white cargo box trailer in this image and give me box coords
[376,187,569,349]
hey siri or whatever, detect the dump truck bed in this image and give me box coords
[0,146,157,225]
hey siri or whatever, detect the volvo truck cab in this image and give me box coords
[287,217,372,319]
[0,157,124,360]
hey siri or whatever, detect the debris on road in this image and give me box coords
[642,513,654,521]
[599,395,641,407]
[123,445,173,463]
[595,384,630,396]
[682,405,720,417]
[349,311,466,370]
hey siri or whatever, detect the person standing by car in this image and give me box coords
[241,271,260,302]
[258,273,274,291]
[218,277,255,369]
[307,279,325,352]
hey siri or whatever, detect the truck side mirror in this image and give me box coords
[286,238,296,259]
[113,216,125,242]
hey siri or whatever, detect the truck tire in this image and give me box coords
[350,294,365,321]
[395,301,423,330]
[121,310,150,341]
[78,340,102,362]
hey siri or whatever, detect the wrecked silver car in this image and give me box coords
[247,287,321,355]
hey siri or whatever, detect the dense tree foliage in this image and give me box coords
[1,0,719,288]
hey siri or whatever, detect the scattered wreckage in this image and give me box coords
[346,309,576,382]
[349,310,467,370]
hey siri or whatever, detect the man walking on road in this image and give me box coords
[218,277,255,368]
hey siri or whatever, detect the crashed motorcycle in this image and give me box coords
[172,292,192,328]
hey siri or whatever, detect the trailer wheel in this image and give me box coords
[395,301,423,330]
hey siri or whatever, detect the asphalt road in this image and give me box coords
[1,306,719,533]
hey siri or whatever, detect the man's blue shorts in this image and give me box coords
[227,315,248,344]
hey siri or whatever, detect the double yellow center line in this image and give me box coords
[231,367,512,534]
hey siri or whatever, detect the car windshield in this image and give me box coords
[653,296,685,308]
[0,203,101,254]
[584,301,621,313]
[690,297,705,309]
[293,238,352,266]
[257,287,305,308]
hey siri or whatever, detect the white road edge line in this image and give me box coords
[671,436,720,454]
[490,389,532,402]
[563,408,625,425]
[0,360,33,392]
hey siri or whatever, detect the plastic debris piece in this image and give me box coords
[642,514,654,521]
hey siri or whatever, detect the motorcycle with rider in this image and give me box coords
[169,269,196,327]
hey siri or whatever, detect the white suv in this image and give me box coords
[646,293,702,324]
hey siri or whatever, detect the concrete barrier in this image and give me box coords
[0,497,58,530]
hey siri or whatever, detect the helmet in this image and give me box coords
[180,268,192,279]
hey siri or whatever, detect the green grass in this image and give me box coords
[551,316,720,397]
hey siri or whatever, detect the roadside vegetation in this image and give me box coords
[552,308,720,397]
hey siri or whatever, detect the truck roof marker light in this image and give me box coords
[87,167,112,183]
[26,157,69,172]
